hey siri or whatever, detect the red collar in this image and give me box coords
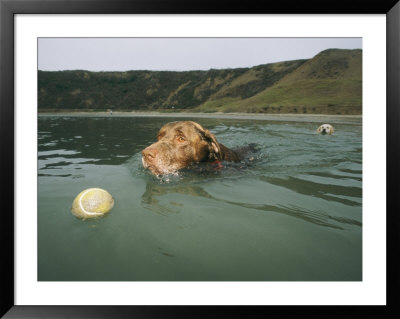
[211,160,224,169]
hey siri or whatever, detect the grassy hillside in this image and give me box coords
[195,49,362,114]
[38,49,362,114]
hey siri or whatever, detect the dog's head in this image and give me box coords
[141,121,222,176]
[317,124,335,135]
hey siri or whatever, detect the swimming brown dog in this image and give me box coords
[142,121,240,176]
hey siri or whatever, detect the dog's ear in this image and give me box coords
[316,126,322,133]
[192,122,222,160]
[203,129,222,160]
[330,126,335,134]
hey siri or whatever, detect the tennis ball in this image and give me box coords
[71,188,114,219]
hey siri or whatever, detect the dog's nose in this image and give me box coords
[142,147,158,160]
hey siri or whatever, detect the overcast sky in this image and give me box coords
[38,38,362,72]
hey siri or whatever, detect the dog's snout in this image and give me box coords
[142,147,158,160]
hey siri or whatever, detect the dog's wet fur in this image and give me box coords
[142,121,257,176]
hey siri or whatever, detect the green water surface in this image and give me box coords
[38,115,362,281]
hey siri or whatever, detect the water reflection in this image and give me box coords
[38,117,151,166]
[141,181,213,215]
[260,176,362,207]
[141,179,361,230]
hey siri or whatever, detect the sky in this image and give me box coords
[38,38,362,72]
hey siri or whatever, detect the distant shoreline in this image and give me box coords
[38,111,362,124]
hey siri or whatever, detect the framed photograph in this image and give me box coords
[1,0,398,317]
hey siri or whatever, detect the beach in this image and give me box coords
[38,111,362,124]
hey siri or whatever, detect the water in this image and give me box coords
[38,115,362,281]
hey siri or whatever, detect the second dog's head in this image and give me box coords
[317,124,335,135]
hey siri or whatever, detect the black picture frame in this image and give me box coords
[1,0,399,318]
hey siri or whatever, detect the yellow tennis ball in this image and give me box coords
[71,188,114,219]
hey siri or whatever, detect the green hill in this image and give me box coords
[38,49,362,114]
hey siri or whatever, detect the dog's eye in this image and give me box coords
[176,136,185,143]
